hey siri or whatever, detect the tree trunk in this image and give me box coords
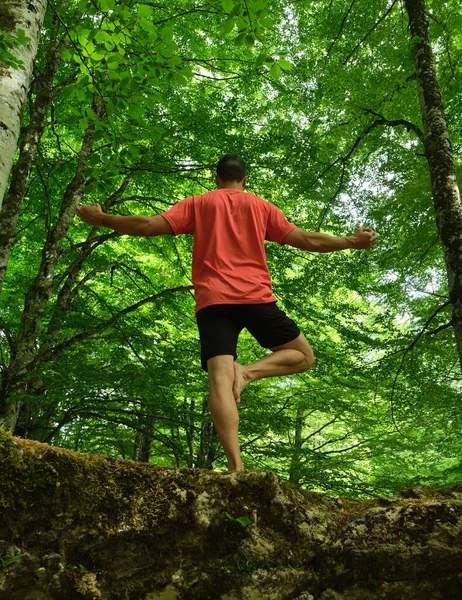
[0,0,47,207]
[0,96,104,433]
[132,403,157,463]
[197,395,219,469]
[0,29,66,293]
[182,397,195,467]
[289,407,307,485]
[404,0,462,369]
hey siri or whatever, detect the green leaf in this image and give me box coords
[92,50,106,61]
[161,27,174,41]
[260,16,274,28]
[106,99,115,115]
[255,53,267,66]
[140,19,156,33]
[234,32,247,46]
[15,30,30,44]
[231,3,242,16]
[236,17,248,31]
[94,130,106,143]
[221,0,235,12]
[59,85,74,100]
[168,56,182,68]
[270,62,281,80]
[180,66,193,79]
[245,34,255,46]
[161,47,174,58]
[106,53,121,64]
[235,516,251,526]
[278,58,292,71]
[79,118,89,131]
[251,0,266,10]
[78,28,91,40]
[222,18,235,34]
[138,4,153,18]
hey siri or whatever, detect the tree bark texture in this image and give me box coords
[289,407,307,484]
[0,430,461,600]
[0,96,104,433]
[0,0,47,208]
[132,403,157,463]
[404,0,462,369]
[0,31,65,293]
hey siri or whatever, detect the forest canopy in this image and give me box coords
[0,0,461,498]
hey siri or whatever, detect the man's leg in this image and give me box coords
[207,354,244,472]
[233,333,314,403]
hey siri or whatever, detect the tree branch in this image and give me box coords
[326,0,358,57]
[343,0,398,64]
[38,285,193,364]
[362,108,424,143]
[426,321,453,336]
[389,301,452,434]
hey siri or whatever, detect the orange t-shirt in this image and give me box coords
[160,189,296,312]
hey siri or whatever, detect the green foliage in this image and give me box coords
[0,28,30,70]
[0,0,461,500]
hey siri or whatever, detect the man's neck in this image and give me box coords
[217,182,244,190]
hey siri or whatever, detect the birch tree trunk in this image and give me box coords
[0,0,47,208]
[404,0,462,369]
[0,95,105,433]
[0,31,66,293]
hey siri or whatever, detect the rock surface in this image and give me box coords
[0,429,461,599]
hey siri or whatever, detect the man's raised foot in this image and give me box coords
[233,362,251,405]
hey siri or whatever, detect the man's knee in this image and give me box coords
[207,355,234,386]
[299,349,315,372]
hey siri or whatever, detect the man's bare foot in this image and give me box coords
[228,462,245,472]
[233,362,250,405]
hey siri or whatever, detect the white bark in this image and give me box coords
[0,0,48,208]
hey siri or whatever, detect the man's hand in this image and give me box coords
[76,203,105,226]
[350,226,378,249]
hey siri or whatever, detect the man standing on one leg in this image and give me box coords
[77,155,377,472]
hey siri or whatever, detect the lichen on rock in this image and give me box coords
[1,429,462,599]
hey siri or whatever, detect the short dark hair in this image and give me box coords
[216,154,246,182]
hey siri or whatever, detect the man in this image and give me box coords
[77,155,377,472]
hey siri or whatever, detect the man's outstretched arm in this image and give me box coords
[282,226,378,252]
[76,203,174,236]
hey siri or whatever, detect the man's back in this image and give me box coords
[161,189,296,311]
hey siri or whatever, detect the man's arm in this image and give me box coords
[282,226,378,252]
[76,203,174,236]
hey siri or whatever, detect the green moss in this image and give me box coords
[0,7,17,33]
[2,430,459,599]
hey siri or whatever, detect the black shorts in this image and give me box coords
[196,302,301,371]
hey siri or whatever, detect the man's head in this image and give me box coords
[215,154,247,189]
